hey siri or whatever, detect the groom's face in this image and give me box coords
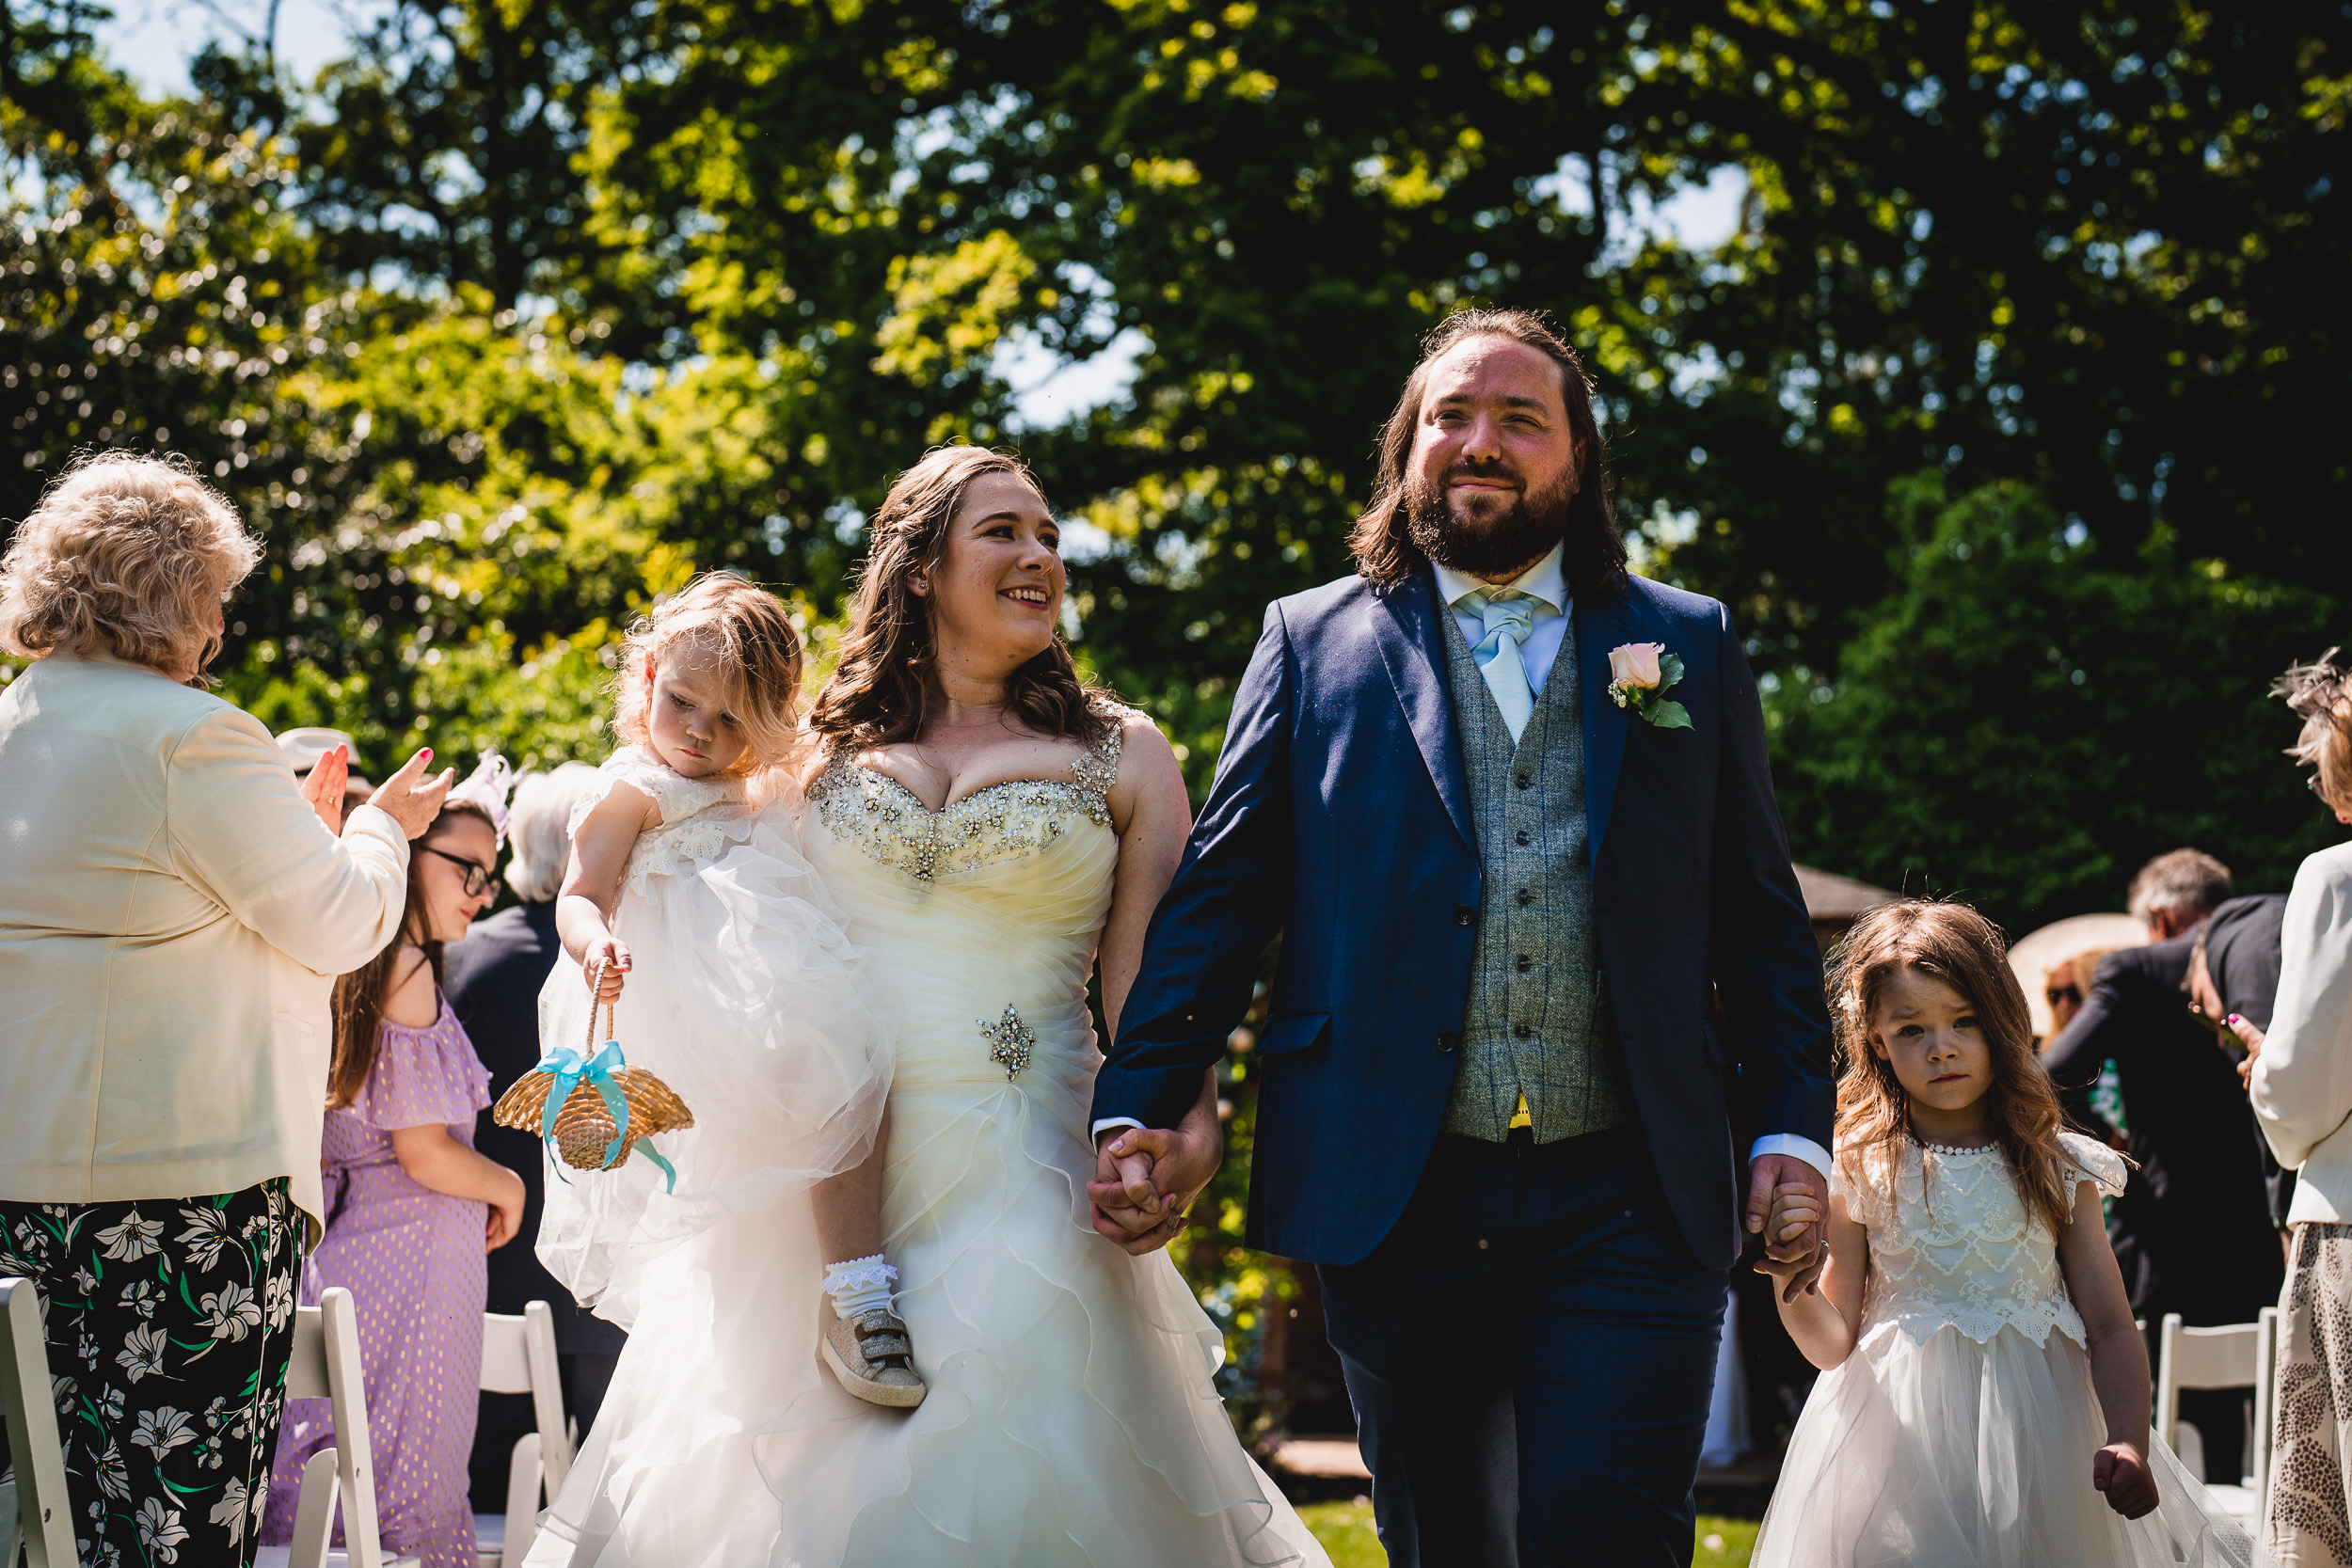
[1406,335,1581,581]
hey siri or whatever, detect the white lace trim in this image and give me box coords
[821,1256,899,1295]
[1840,1131,2128,1350]
[808,705,1127,882]
[567,746,760,895]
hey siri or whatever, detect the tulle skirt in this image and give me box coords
[531,805,894,1333]
[1755,1320,2259,1568]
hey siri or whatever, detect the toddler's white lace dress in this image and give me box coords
[523,746,895,1562]
[1754,1131,2257,1568]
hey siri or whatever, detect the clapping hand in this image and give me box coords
[2228,1014,2266,1089]
[298,743,349,830]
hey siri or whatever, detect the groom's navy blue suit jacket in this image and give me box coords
[1092,566,1835,1269]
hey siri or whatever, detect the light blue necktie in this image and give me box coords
[1458,589,1537,741]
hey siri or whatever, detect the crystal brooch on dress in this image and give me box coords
[979,1006,1036,1080]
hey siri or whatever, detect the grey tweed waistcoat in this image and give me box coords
[1438,603,1635,1143]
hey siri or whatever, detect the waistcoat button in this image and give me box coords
[1516,955,1533,973]
[1514,772,1532,790]
[1515,888,1534,907]
[1513,1023,1533,1039]
[1515,830,1531,846]
[1454,905,1474,927]
[1435,1032,1459,1054]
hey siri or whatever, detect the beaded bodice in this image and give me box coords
[1836,1130,2128,1349]
[806,713,1124,883]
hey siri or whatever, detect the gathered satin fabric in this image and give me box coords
[527,719,1326,1567]
[1754,1134,2259,1568]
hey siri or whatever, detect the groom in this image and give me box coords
[1089,309,1836,1566]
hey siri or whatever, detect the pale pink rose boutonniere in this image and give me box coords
[1606,641,1692,730]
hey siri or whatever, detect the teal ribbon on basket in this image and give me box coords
[493,958,689,1193]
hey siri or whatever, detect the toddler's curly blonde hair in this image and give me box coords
[612,572,804,773]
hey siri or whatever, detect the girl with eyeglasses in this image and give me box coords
[259,758,524,1568]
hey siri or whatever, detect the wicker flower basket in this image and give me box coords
[492,966,693,1172]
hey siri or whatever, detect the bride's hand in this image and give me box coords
[1089,1120,1221,1255]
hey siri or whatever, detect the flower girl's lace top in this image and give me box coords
[1832,1129,2128,1350]
[805,708,1125,883]
[571,745,756,895]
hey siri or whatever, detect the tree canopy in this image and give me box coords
[4,0,2345,925]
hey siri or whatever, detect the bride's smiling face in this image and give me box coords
[912,472,1063,667]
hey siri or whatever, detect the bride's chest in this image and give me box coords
[807,757,1116,884]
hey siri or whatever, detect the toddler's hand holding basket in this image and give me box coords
[493,958,694,1188]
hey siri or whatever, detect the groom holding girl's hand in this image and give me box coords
[1089,309,1836,1567]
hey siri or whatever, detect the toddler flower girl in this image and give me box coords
[1752,898,2258,1568]
[532,571,915,1415]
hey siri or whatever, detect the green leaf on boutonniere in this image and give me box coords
[1657,652,1686,690]
[1645,700,1693,730]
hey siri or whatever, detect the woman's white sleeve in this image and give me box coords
[2249,852,2352,1169]
[164,705,410,976]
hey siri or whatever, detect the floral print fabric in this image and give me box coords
[2267,1222,2352,1566]
[0,1177,299,1568]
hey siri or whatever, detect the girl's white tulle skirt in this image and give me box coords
[1754,1320,2259,1568]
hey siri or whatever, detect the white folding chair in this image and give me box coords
[2255,1306,2280,1521]
[254,1286,421,1568]
[2157,1309,2268,1531]
[471,1302,573,1568]
[1,1278,75,1568]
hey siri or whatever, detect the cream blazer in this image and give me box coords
[2250,840,2352,1226]
[0,651,410,1235]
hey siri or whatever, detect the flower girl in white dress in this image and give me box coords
[1752,898,2259,1568]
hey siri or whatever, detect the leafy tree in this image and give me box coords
[1772,474,2344,930]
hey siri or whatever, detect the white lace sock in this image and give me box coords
[821,1254,898,1321]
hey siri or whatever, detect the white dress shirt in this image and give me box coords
[1097,546,1831,1184]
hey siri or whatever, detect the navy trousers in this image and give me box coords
[1319,1127,1728,1568]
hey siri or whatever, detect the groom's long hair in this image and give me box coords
[1349,308,1627,597]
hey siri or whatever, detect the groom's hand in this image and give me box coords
[1746,1152,1828,1301]
[1089,1122,1220,1255]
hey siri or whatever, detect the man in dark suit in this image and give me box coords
[1087,309,1835,1567]
[2043,850,2282,1483]
[447,765,628,1510]
[2193,894,2296,1224]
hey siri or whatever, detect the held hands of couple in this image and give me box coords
[1747,1153,1830,1303]
[1089,1124,1218,1256]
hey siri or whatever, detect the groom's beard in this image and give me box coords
[1406,462,1577,579]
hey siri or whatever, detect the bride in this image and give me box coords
[525,445,1328,1567]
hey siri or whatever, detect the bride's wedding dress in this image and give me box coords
[526,716,1327,1567]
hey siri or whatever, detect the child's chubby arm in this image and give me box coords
[555,781,660,1004]
[1759,1186,1869,1370]
[2058,1175,2161,1520]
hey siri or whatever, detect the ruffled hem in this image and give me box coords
[347,997,491,1130]
[525,1043,1327,1568]
[1756,1323,2255,1568]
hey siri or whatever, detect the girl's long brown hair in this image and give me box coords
[1829,898,2081,1237]
[326,800,497,1108]
[806,445,1112,753]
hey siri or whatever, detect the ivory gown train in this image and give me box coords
[525,716,1327,1567]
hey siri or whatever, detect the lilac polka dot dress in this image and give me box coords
[261,993,492,1568]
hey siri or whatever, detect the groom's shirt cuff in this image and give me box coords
[1750,1132,1833,1180]
[1092,1117,1146,1144]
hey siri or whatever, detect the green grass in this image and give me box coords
[1297,1500,1759,1566]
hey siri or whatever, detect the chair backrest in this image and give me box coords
[0,1279,74,1568]
[286,1287,389,1568]
[2157,1310,2264,1450]
[2255,1307,2280,1515]
[480,1301,572,1497]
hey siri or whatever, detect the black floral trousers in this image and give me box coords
[0,1179,301,1568]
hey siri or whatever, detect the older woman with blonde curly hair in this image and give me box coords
[0,452,452,1568]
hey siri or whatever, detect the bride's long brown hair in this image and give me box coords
[807,445,1111,752]
[1829,898,2081,1237]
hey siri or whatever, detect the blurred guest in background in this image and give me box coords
[2044,847,2282,1482]
[2044,947,2112,1037]
[2239,648,2352,1564]
[262,758,524,1568]
[0,452,447,1568]
[445,762,628,1511]
[2192,895,2296,1232]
